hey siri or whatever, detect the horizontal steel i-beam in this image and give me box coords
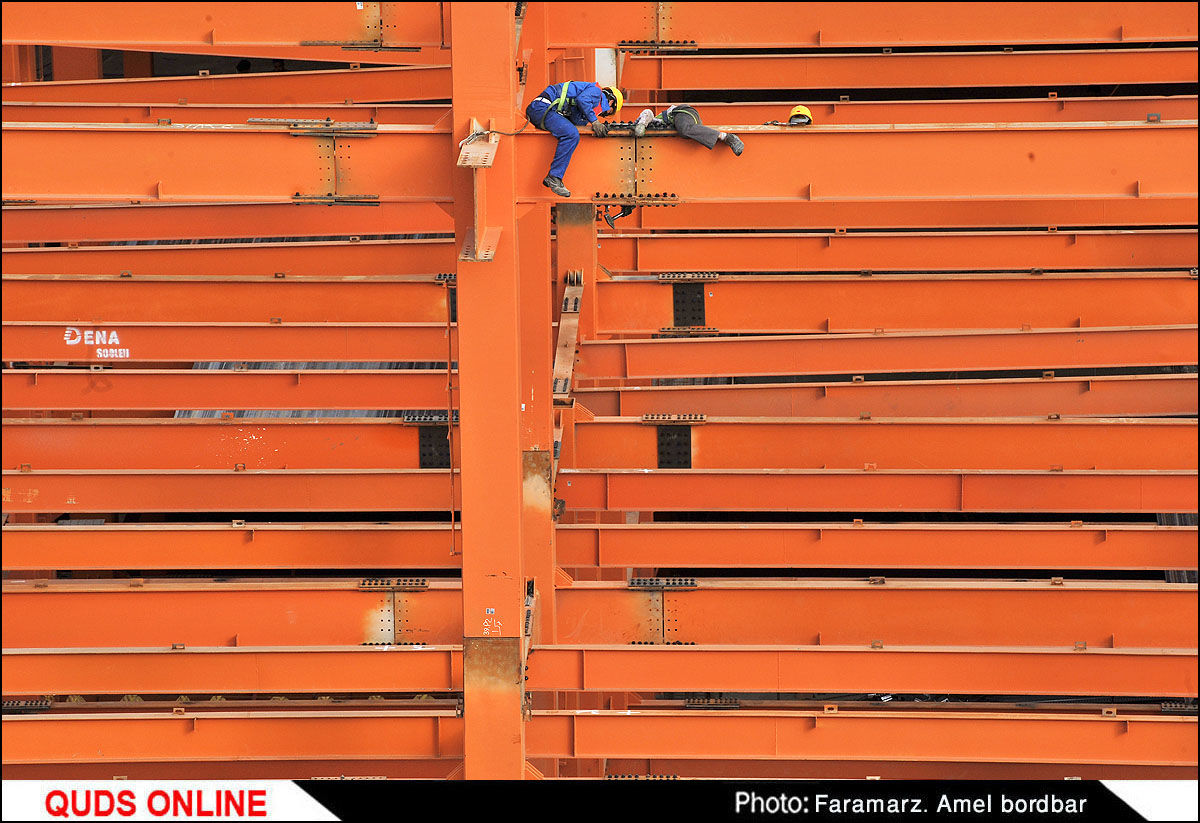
[2,371,451,412]
[4,709,1194,766]
[1,66,451,103]
[1,369,454,412]
[547,3,1199,47]
[1,469,460,512]
[3,644,1195,698]
[2,522,1193,572]
[5,96,1195,129]
[3,578,1195,648]
[5,417,1194,471]
[577,326,1199,380]
[2,238,457,277]
[556,468,1199,513]
[3,275,452,323]
[574,375,1200,418]
[620,49,1199,90]
[1,202,453,244]
[2,467,1194,513]
[4,122,1193,215]
[1,322,456,362]
[596,230,1199,272]
[594,273,1199,334]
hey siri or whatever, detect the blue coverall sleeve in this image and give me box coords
[573,84,604,123]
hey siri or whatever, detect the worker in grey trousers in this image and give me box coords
[632,104,744,154]
[602,105,744,228]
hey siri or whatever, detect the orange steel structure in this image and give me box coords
[2,2,1197,781]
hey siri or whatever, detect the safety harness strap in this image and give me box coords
[538,81,574,130]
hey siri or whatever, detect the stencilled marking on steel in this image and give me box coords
[63,327,131,359]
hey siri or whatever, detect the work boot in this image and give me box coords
[725,134,745,156]
[632,108,655,138]
[542,175,571,198]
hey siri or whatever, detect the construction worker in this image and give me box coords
[631,105,744,155]
[526,81,624,198]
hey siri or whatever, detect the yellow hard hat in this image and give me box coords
[602,86,624,117]
[788,105,813,125]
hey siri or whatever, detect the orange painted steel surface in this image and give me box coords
[5,579,1193,649]
[1,124,454,204]
[4,419,440,470]
[524,646,1197,697]
[1,524,464,571]
[2,580,463,648]
[5,522,1195,572]
[3,276,450,323]
[597,230,1200,272]
[0,2,447,54]
[6,709,1192,766]
[6,96,1196,128]
[2,322,456,362]
[631,198,1200,229]
[525,710,1198,765]
[1,711,464,764]
[599,760,1198,781]
[2,66,450,103]
[450,3,528,778]
[4,644,1194,698]
[562,418,1198,470]
[5,758,1190,781]
[5,122,1194,218]
[3,523,1194,572]
[3,0,1197,780]
[620,49,1199,90]
[7,467,1190,514]
[2,239,456,276]
[1,101,452,125]
[576,375,1200,418]
[0,469,458,513]
[595,273,1199,334]
[3,760,466,780]
[556,469,1199,513]
[2,202,453,244]
[3,647,464,696]
[553,524,1199,571]
[578,327,1198,380]
[552,581,1198,647]
[10,2,1196,53]
[8,417,1193,471]
[684,96,1200,127]
[1,369,454,411]
[546,3,1199,47]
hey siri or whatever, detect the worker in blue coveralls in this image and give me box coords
[526,80,624,198]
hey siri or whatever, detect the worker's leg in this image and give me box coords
[527,100,575,196]
[674,118,723,150]
[541,109,581,180]
[671,107,721,149]
[632,108,656,137]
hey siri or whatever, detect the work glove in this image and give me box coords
[591,121,609,138]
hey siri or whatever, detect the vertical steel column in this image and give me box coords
[519,203,558,644]
[556,204,601,341]
[518,3,551,104]
[451,1,527,779]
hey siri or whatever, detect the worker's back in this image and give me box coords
[535,81,605,126]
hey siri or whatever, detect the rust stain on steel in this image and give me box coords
[522,449,553,515]
[464,636,523,688]
[363,593,394,644]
